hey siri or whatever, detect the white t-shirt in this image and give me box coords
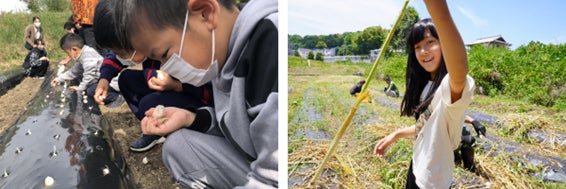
[413,74,475,189]
[35,29,41,40]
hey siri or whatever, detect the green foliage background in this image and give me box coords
[20,0,69,12]
[315,52,323,61]
[288,6,420,56]
[371,43,566,111]
[289,40,566,111]
[469,43,566,110]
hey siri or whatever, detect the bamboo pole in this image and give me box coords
[310,0,411,184]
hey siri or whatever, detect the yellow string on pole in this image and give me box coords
[310,0,411,184]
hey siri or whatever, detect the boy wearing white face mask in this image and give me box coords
[115,0,278,188]
[93,0,214,152]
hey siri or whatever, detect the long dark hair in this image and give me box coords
[400,18,448,120]
[32,16,40,23]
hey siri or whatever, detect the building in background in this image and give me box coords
[466,35,511,49]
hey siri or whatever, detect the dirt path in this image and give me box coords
[0,77,42,136]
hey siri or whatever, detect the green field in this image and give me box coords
[288,56,566,188]
[0,11,71,72]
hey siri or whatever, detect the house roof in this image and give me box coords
[466,35,511,46]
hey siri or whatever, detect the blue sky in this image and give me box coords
[289,0,566,49]
[3,0,565,49]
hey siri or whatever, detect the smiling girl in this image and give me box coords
[373,0,476,188]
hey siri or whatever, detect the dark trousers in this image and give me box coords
[454,127,476,172]
[118,69,207,120]
[405,161,420,189]
[27,60,49,77]
[85,81,120,104]
[78,25,108,56]
[78,25,96,48]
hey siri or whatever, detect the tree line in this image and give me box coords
[289,6,420,56]
[20,0,69,12]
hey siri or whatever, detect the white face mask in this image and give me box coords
[160,11,219,87]
[116,50,145,66]
[34,22,41,28]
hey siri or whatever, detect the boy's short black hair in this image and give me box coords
[94,0,127,50]
[115,0,236,49]
[60,33,85,50]
[64,21,75,30]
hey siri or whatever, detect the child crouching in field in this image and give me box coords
[114,0,279,187]
[373,0,475,188]
[51,33,121,104]
[23,39,50,78]
[92,0,213,152]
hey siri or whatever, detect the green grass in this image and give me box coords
[288,56,372,76]
[292,42,566,112]
[0,11,71,72]
[288,56,408,94]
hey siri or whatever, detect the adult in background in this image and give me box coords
[24,16,43,51]
[71,0,107,55]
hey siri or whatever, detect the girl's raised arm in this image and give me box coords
[424,0,468,102]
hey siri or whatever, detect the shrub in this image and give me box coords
[468,42,566,110]
[315,52,323,61]
[307,51,314,60]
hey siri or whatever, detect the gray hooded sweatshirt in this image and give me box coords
[189,0,278,188]
[55,45,103,91]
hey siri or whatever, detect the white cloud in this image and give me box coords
[289,0,404,35]
[546,35,566,45]
[456,5,488,28]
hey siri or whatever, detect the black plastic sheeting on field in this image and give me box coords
[0,67,25,96]
[0,74,133,188]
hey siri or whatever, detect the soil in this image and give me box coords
[99,105,181,189]
[0,77,42,136]
[0,67,180,189]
